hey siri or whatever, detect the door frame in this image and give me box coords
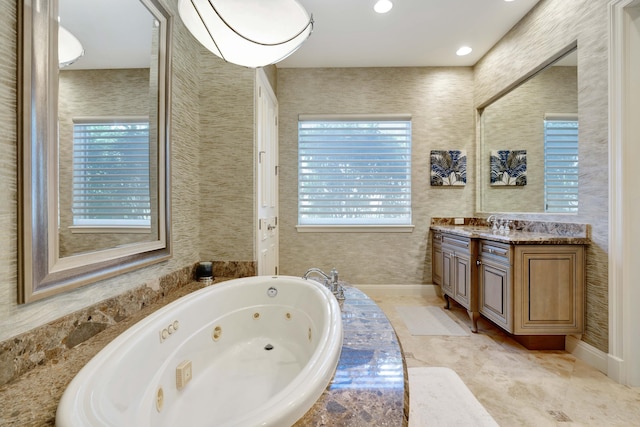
[608,0,640,386]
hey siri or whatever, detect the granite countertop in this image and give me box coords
[430,224,590,245]
[0,282,407,427]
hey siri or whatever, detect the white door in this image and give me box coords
[256,69,279,276]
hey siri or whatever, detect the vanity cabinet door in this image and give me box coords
[478,241,512,331]
[441,249,454,296]
[479,259,512,332]
[453,251,472,310]
[432,232,443,286]
[513,245,585,335]
[440,234,475,312]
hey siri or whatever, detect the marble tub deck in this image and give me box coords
[0,282,407,426]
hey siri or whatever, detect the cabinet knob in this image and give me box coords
[476,260,482,266]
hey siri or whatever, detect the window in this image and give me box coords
[298,114,412,230]
[544,114,578,213]
[72,117,151,228]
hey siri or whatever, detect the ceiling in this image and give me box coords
[279,0,542,68]
[61,0,542,70]
[60,0,155,70]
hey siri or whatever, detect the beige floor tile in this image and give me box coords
[375,294,640,427]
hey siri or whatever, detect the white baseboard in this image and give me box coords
[607,354,624,384]
[565,335,608,374]
[353,284,438,298]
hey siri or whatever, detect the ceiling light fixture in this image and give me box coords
[374,0,393,14]
[178,0,314,68]
[456,46,472,56]
[58,26,84,68]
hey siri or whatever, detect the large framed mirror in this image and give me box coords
[18,0,172,303]
[478,42,578,214]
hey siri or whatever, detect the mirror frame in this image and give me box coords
[475,41,578,215]
[17,0,172,303]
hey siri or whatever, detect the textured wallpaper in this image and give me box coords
[0,0,18,338]
[198,51,256,262]
[474,0,609,352]
[277,67,475,284]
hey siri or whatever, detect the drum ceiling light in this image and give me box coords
[58,26,84,68]
[178,0,314,68]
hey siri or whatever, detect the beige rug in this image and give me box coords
[409,367,499,427]
[396,306,469,336]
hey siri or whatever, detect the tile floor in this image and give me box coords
[372,293,640,427]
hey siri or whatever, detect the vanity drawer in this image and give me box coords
[480,241,511,265]
[441,235,471,253]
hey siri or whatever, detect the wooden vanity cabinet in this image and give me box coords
[431,230,586,344]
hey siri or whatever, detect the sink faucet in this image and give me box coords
[302,267,344,300]
[486,215,498,231]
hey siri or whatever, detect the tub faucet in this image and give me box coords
[328,268,344,300]
[302,267,345,300]
[302,267,331,282]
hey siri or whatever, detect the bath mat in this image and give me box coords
[396,306,469,336]
[408,367,499,427]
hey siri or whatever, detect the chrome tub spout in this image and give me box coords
[302,267,345,300]
[302,267,331,282]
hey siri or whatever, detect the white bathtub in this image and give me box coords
[56,275,343,427]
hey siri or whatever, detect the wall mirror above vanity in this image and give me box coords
[478,44,578,214]
[18,0,172,303]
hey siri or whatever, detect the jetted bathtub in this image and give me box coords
[56,275,343,427]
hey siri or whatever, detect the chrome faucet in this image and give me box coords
[487,215,498,231]
[302,267,344,300]
[302,267,331,282]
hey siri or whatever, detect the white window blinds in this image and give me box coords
[72,118,151,227]
[544,115,578,213]
[298,114,412,226]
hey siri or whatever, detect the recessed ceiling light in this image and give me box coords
[374,0,393,14]
[456,46,472,56]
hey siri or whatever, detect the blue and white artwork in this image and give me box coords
[490,150,527,186]
[430,150,467,186]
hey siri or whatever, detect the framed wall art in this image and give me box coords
[430,150,467,186]
[490,150,527,186]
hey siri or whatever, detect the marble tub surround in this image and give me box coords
[0,283,407,427]
[0,261,253,388]
[0,278,226,426]
[211,260,256,278]
[295,286,407,426]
